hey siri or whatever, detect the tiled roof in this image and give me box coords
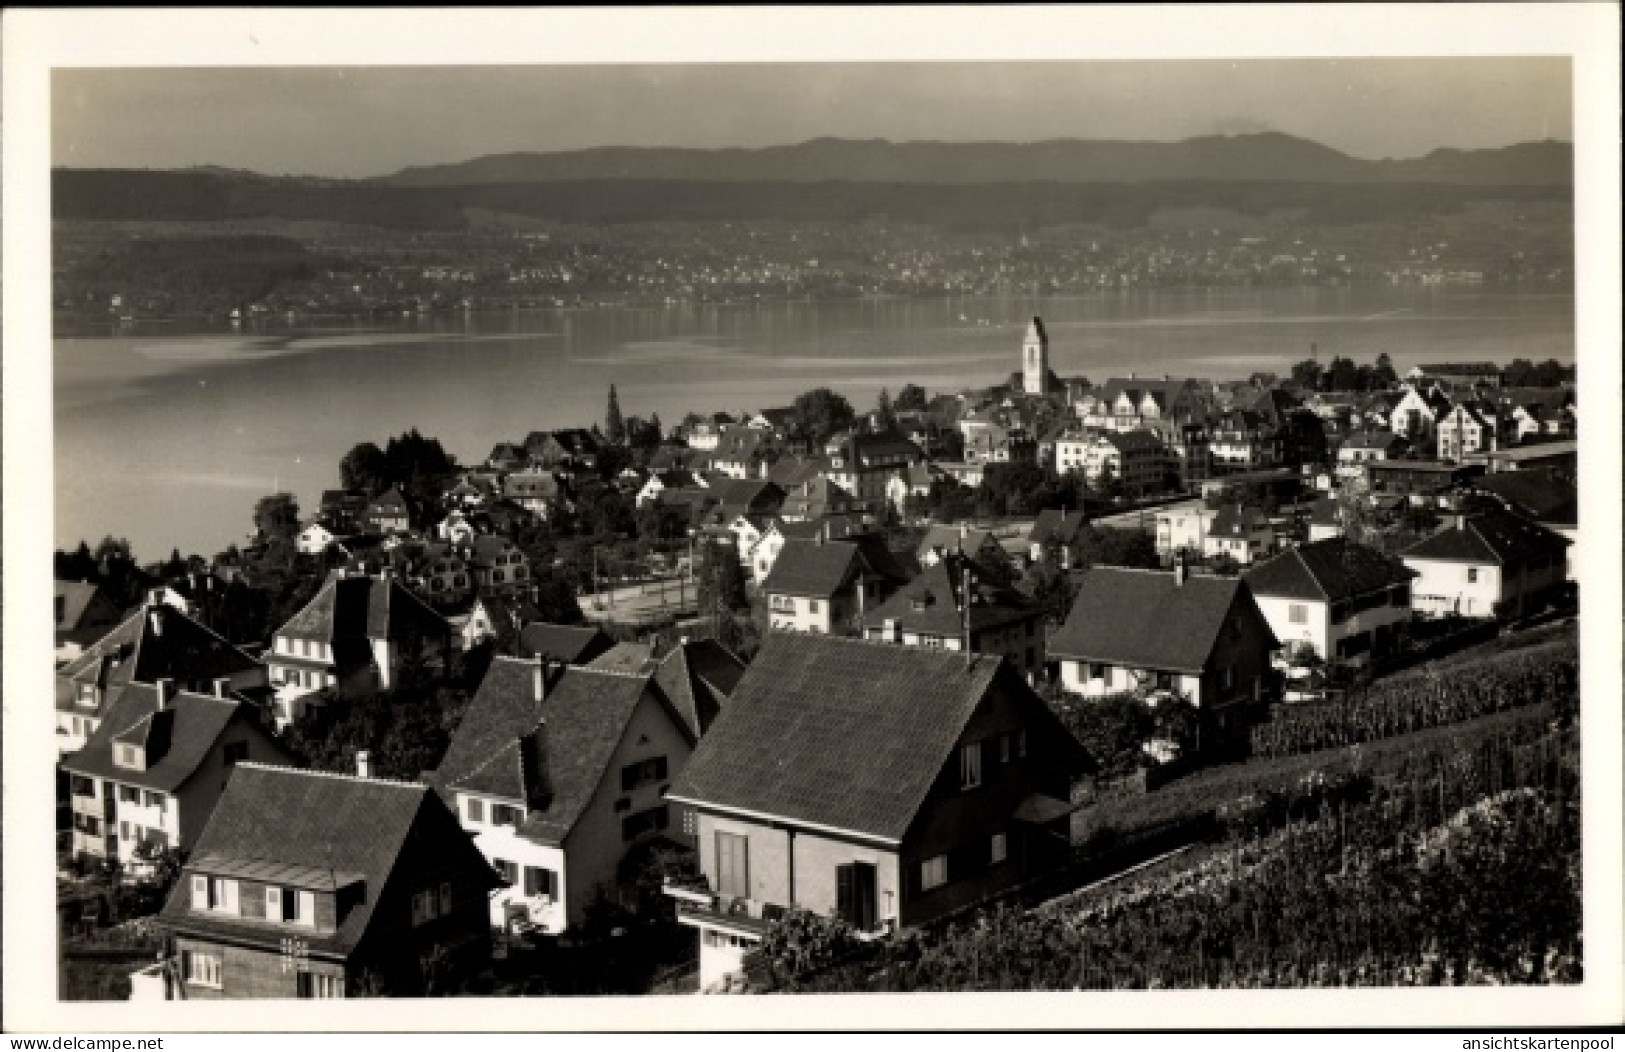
[1470,469,1578,523]
[517,623,615,664]
[1341,430,1402,450]
[1028,510,1088,548]
[654,640,747,738]
[1049,568,1275,673]
[760,539,861,598]
[667,634,1089,840]
[1243,539,1416,603]
[61,685,277,791]
[1402,508,1571,565]
[429,657,678,844]
[157,763,493,957]
[55,581,104,632]
[917,525,998,561]
[275,575,446,645]
[1209,505,1270,538]
[1101,429,1166,455]
[56,605,262,715]
[861,556,1038,637]
[585,642,657,674]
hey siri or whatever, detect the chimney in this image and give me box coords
[355,751,371,779]
[148,606,164,638]
[155,678,176,709]
[533,655,547,703]
[1175,552,1188,587]
[213,677,231,699]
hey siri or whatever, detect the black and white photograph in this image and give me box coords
[4,4,1621,1034]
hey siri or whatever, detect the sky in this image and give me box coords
[51,58,1572,179]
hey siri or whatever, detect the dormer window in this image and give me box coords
[114,742,144,771]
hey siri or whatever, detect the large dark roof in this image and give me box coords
[55,581,105,632]
[56,604,262,715]
[760,539,861,598]
[61,685,279,791]
[1402,508,1571,565]
[1049,568,1275,672]
[517,623,615,664]
[667,634,1088,840]
[1470,469,1578,523]
[275,574,446,644]
[1027,510,1088,548]
[157,763,492,957]
[429,657,686,845]
[1243,539,1416,602]
[654,640,747,738]
[862,556,1038,637]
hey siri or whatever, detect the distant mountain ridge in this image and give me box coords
[374,133,1572,188]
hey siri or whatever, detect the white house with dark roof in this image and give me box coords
[1203,505,1275,566]
[1050,565,1278,723]
[861,554,1046,677]
[665,634,1093,990]
[55,597,266,756]
[761,534,912,636]
[266,572,448,728]
[1243,539,1416,669]
[427,657,697,934]
[1401,508,1570,619]
[61,680,291,869]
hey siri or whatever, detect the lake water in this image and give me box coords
[54,286,1575,561]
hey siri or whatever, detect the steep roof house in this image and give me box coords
[761,533,912,636]
[1026,510,1089,569]
[652,639,748,740]
[425,657,697,936]
[266,573,449,729]
[665,634,1093,989]
[1050,564,1278,726]
[55,579,124,665]
[62,680,292,872]
[1243,539,1416,669]
[142,762,499,1000]
[56,597,267,756]
[362,488,413,536]
[516,623,616,666]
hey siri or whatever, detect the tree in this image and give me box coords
[1325,356,1361,393]
[894,383,929,414]
[1373,353,1398,389]
[253,493,301,544]
[791,387,856,445]
[1290,359,1324,391]
[605,384,627,445]
[874,387,897,433]
[339,441,389,495]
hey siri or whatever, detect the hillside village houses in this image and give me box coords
[665,634,1093,989]
[1401,507,1570,619]
[1243,539,1417,671]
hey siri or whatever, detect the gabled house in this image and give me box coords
[1305,497,1345,543]
[1026,510,1089,569]
[779,476,858,522]
[1071,429,1167,494]
[886,462,939,515]
[1075,377,1210,435]
[1243,539,1416,669]
[54,580,123,666]
[427,657,697,935]
[1401,509,1570,620]
[665,634,1094,989]
[862,554,1046,677]
[708,429,778,481]
[295,521,343,557]
[503,471,566,519]
[56,598,267,756]
[762,534,912,636]
[266,573,449,729]
[516,623,616,666]
[1436,402,1500,462]
[635,469,701,508]
[703,477,785,520]
[62,680,292,869]
[1389,387,1452,449]
[1336,431,1407,477]
[1153,504,1218,565]
[458,593,544,652]
[466,536,531,597]
[917,524,1008,575]
[362,488,412,535]
[1209,410,1278,473]
[486,441,528,472]
[1203,505,1275,566]
[143,762,498,1000]
[1050,564,1278,726]
[824,433,925,502]
[318,490,369,535]
[526,428,601,471]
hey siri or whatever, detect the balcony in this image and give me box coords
[664,880,776,937]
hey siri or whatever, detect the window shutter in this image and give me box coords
[267,886,282,918]
[836,864,855,922]
[192,874,209,908]
[223,880,239,914]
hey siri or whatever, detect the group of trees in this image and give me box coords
[1500,358,1574,388]
[1289,352,1399,394]
[339,429,460,514]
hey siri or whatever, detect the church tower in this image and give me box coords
[1022,316,1050,396]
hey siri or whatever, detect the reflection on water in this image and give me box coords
[54,288,1574,559]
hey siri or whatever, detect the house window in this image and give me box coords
[193,875,239,913]
[1088,662,1107,681]
[490,804,520,827]
[921,855,948,891]
[991,833,1008,865]
[493,859,518,884]
[297,972,344,999]
[716,832,750,900]
[114,743,142,770]
[523,866,557,901]
[1221,666,1236,691]
[144,791,165,811]
[1467,568,1479,583]
[999,735,1011,764]
[119,786,141,803]
[223,742,250,767]
[959,742,982,790]
[120,821,131,840]
[465,798,484,824]
[182,950,222,989]
[1288,603,1309,625]
[808,600,820,614]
